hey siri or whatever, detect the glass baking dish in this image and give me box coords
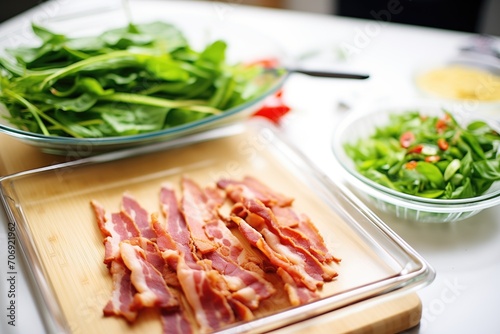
[0,119,434,333]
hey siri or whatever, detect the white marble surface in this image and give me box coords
[1,1,499,333]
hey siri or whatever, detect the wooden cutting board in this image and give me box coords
[0,132,422,334]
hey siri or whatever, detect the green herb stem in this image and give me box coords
[40,50,138,90]
[99,93,221,114]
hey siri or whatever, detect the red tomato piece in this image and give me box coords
[400,131,415,148]
[408,144,423,154]
[437,138,449,150]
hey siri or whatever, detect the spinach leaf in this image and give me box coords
[344,110,500,199]
[0,21,277,138]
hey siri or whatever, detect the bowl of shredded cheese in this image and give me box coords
[415,55,500,118]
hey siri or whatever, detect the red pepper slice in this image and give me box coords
[400,131,415,148]
[252,89,291,124]
[437,138,449,151]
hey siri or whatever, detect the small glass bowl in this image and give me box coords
[413,53,500,120]
[331,99,500,223]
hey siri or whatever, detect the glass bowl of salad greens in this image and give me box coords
[332,99,500,223]
[0,6,287,155]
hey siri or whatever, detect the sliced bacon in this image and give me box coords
[217,176,294,207]
[277,225,331,264]
[102,258,138,322]
[271,207,338,264]
[91,200,110,237]
[270,205,300,228]
[276,268,320,307]
[285,215,340,264]
[120,242,179,310]
[93,175,338,330]
[127,237,165,272]
[159,184,200,268]
[122,193,156,239]
[205,251,275,309]
[181,178,275,307]
[203,220,264,274]
[151,213,177,253]
[91,200,140,265]
[242,198,337,282]
[127,236,182,288]
[182,177,264,271]
[180,178,218,254]
[160,306,194,334]
[159,184,237,331]
[227,298,255,322]
[175,256,235,332]
[233,216,321,291]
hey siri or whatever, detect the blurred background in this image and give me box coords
[1,0,500,35]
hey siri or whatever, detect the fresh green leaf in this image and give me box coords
[344,109,500,199]
[0,21,277,139]
[415,162,445,188]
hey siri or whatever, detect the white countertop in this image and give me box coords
[1,1,499,333]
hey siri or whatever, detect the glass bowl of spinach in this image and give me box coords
[332,99,500,223]
[0,9,287,155]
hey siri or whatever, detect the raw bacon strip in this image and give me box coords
[243,198,337,282]
[182,177,264,272]
[180,178,218,254]
[217,176,294,207]
[91,200,111,238]
[278,225,332,264]
[159,184,237,331]
[181,178,274,308]
[102,259,138,322]
[128,231,194,332]
[271,207,338,264]
[120,242,179,310]
[151,213,178,253]
[227,298,255,322]
[160,307,193,334]
[127,237,165,271]
[200,183,226,213]
[276,268,320,307]
[159,184,200,268]
[127,236,181,288]
[175,255,235,332]
[122,193,156,239]
[286,215,340,264]
[91,200,140,265]
[270,206,300,228]
[204,221,264,275]
[297,216,341,263]
[233,216,321,291]
[205,251,275,309]
[220,176,339,264]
